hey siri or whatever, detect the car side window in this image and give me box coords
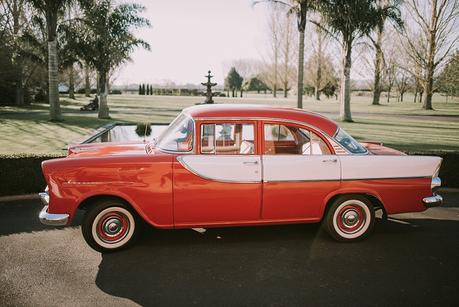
[264,124,331,155]
[201,123,255,155]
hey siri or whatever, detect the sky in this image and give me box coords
[116,0,270,86]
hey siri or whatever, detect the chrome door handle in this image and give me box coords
[243,161,259,165]
[322,158,338,163]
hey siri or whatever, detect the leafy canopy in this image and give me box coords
[76,0,151,73]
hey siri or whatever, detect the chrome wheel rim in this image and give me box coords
[332,200,371,239]
[92,207,135,249]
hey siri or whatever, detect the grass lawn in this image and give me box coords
[0,93,458,154]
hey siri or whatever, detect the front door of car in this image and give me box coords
[173,120,262,225]
[261,122,341,220]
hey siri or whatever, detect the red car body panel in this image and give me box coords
[41,105,440,229]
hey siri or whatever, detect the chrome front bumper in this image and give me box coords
[422,194,443,208]
[38,192,69,226]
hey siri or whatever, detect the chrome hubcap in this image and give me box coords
[103,218,123,236]
[341,209,360,228]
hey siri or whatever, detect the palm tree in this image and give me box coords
[255,0,314,109]
[318,0,385,122]
[77,0,150,119]
[28,0,74,121]
[369,0,403,105]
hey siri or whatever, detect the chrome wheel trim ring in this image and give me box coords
[332,200,371,239]
[92,207,135,249]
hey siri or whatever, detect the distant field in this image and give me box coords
[0,93,458,154]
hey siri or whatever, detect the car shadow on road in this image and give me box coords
[95,218,459,306]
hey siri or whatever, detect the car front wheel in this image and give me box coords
[82,199,138,252]
[324,195,375,242]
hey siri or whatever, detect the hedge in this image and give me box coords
[0,152,458,197]
[0,154,65,196]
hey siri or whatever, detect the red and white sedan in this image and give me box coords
[39,104,442,252]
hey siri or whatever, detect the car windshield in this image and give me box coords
[156,113,194,152]
[334,128,367,154]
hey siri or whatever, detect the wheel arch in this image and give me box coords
[76,193,155,226]
[322,191,387,220]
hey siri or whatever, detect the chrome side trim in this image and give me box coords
[263,176,430,183]
[39,205,69,226]
[422,194,442,208]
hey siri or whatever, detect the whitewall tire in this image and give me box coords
[324,195,375,242]
[82,199,138,252]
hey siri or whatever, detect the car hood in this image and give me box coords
[67,142,149,157]
[361,142,406,156]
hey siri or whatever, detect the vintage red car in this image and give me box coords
[39,104,443,252]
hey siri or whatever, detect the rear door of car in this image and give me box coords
[261,121,341,220]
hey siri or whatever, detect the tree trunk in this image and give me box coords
[314,86,320,101]
[315,29,322,101]
[422,0,438,110]
[297,30,305,108]
[12,0,24,106]
[284,82,288,98]
[400,92,404,102]
[273,45,278,98]
[387,87,391,103]
[98,70,110,119]
[69,65,75,99]
[232,88,235,97]
[414,89,418,103]
[339,40,353,122]
[15,67,24,106]
[240,89,243,98]
[48,40,62,121]
[84,64,91,97]
[96,73,101,95]
[372,23,384,105]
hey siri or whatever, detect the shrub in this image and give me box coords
[110,89,122,95]
[0,154,65,196]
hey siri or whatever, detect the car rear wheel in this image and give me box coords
[324,195,375,242]
[82,199,138,252]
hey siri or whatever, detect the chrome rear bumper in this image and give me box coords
[38,192,69,226]
[422,194,443,208]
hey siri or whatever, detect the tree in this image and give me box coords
[77,0,150,118]
[244,76,269,93]
[319,0,397,121]
[437,51,459,99]
[369,0,403,105]
[1,0,27,106]
[225,67,243,98]
[305,22,336,101]
[304,52,337,99]
[84,63,92,97]
[395,68,409,102]
[141,84,145,95]
[383,54,397,102]
[263,5,281,97]
[279,12,296,98]
[256,0,315,108]
[404,0,459,109]
[27,0,77,120]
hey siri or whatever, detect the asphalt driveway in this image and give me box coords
[1,190,458,306]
